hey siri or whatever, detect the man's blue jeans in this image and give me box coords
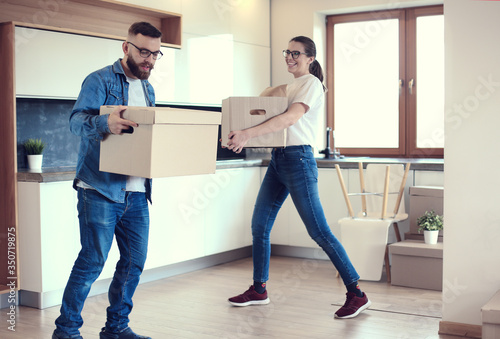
[252,145,360,286]
[55,188,149,337]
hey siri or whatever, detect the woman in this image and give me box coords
[226,36,371,319]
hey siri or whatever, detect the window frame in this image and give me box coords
[326,5,444,158]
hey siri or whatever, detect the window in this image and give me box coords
[326,5,443,157]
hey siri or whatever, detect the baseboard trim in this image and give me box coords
[17,246,252,309]
[439,321,482,338]
[271,244,329,260]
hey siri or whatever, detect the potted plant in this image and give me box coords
[24,138,46,170]
[417,210,444,244]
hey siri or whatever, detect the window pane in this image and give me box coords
[334,19,399,148]
[416,15,444,148]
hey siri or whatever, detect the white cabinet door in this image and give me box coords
[288,168,349,247]
[414,170,444,187]
[204,168,259,255]
[15,27,122,99]
[147,167,260,268]
[269,167,350,248]
[18,181,121,295]
[147,174,208,268]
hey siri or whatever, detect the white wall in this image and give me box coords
[123,0,272,105]
[443,0,500,326]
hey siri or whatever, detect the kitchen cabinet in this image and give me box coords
[15,27,124,99]
[270,168,350,248]
[17,167,259,309]
[0,0,182,297]
[0,0,182,48]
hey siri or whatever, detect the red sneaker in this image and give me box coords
[334,292,371,319]
[228,286,270,307]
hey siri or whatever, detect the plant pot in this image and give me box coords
[27,154,43,171]
[424,230,439,244]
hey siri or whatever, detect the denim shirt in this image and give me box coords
[70,59,154,203]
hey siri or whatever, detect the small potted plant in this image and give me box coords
[417,210,444,244]
[24,138,46,170]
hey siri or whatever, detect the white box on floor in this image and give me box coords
[221,96,288,148]
[99,106,221,178]
[407,186,444,241]
[482,290,500,339]
[389,240,443,291]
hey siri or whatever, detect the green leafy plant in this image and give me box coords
[417,210,444,232]
[24,138,46,155]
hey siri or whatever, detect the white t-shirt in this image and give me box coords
[77,76,148,192]
[285,73,324,148]
[125,76,147,192]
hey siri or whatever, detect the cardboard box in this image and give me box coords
[482,290,500,339]
[407,186,444,240]
[221,96,288,148]
[99,106,221,178]
[389,240,443,291]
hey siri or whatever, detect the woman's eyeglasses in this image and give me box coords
[283,49,306,59]
[127,42,163,60]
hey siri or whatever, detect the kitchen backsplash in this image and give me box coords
[16,99,243,170]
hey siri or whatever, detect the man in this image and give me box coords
[53,22,163,339]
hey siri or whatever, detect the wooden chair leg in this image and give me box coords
[385,222,402,283]
[393,222,402,242]
[385,245,391,283]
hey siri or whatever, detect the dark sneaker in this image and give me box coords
[334,292,371,319]
[52,331,83,339]
[228,285,270,306]
[99,327,151,339]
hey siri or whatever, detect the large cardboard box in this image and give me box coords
[99,106,221,178]
[407,186,444,241]
[482,290,500,339]
[389,240,443,291]
[221,96,288,148]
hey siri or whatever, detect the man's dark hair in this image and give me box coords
[128,22,162,38]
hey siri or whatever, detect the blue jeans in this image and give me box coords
[252,145,360,286]
[54,188,149,337]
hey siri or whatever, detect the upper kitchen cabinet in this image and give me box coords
[182,0,270,47]
[15,27,124,99]
[155,33,271,105]
[0,0,182,48]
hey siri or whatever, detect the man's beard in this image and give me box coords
[127,57,154,80]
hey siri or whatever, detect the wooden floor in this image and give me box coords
[1,256,462,339]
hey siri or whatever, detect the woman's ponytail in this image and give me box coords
[309,60,326,92]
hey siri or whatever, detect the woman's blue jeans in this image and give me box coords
[252,145,360,286]
[54,188,149,337]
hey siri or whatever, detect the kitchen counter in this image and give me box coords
[17,157,443,183]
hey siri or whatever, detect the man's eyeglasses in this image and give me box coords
[283,50,306,60]
[127,42,163,60]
